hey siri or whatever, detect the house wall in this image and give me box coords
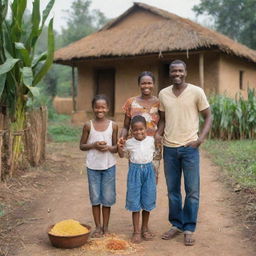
[76,57,160,122]
[75,52,255,123]
[204,53,220,95]
[219,54,256,98]
[157,52,220,95]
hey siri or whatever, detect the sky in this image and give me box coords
[28,0,202,32]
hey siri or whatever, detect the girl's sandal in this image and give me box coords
[141,230,154,241]
[131,232,141,244]
[91,229,103,238]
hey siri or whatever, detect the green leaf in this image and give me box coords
[10,0,26,42]
[33,18,54,86]
[0,58,20,75]
[22,67,33,86]
[15,42,31,66]
[30,0,40,49]
[32,51,47,68]
[25,85,39,97]
[41,0,55,29]
[0,73,6,98]
[0,0,9,24]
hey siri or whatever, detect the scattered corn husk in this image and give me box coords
[83,234,140,255]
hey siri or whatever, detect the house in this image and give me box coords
[54,2,256,121]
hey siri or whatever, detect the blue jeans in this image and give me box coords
[87,165,116,206]
[163,146,200,232]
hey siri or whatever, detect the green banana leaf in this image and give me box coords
[41,0,55,29]
[25,86,39,98]
[15,42,31,66]
[33,18,54,86]
[22,67,33,86]
[32,51,47,68]
[0,58,20,75]
[0,73,6,98]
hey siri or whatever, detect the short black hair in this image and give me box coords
[138,71,155,84]
[91,94,110,108]
[131,115,147,128]
[169,60,186,70]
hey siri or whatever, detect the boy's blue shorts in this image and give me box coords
[87,165,116,206]
[126,162,156,212]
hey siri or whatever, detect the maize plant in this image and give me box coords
[209,88,256,140]
[0,0,55,175]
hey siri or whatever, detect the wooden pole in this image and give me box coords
[71,64,77,112]
[199,53,204,89]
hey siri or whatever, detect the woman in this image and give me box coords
[119,71,160,139]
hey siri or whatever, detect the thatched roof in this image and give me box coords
[54,2,256,65]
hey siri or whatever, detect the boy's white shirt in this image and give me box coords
[124,136,155,164]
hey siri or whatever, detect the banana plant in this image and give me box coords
[0,0,55,175]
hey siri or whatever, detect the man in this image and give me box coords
[155,59,212,246]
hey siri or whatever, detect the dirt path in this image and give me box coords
[2,142,255,256]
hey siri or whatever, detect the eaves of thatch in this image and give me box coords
[54,2,256,65]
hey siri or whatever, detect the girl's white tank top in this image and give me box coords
[86,120,116,170]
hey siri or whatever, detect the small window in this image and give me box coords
[239,71,244,90]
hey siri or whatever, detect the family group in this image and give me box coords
[79,59,212,246]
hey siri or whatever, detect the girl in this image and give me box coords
[80,94,118,237]
[118,115,157,244]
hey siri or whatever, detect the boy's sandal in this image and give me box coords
[184,233,195,246]
[131,232,141,244]
[161,227,182,240]
[141,230,154,241]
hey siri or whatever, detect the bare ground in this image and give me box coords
[0,142,255,256]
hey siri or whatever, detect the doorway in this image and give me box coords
[95,69,115,116]
[158,63,171,91]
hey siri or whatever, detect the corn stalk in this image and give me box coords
[0,0,55,176]
[209,88,256,140]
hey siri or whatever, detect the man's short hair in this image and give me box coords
[169,60,186,70]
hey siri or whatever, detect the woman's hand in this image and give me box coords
[154,133,162,149]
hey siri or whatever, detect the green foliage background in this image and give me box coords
[38,0,109,100]
[193,0,256,49]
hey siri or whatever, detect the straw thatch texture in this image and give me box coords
[54,2,256,64]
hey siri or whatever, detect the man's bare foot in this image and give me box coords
[184,232,195,246]
[131,232,141,244]
[91,228,102,238]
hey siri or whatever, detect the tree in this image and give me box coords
[61,0,109,46]
[193,0,256,49]
[0,0,55,175]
